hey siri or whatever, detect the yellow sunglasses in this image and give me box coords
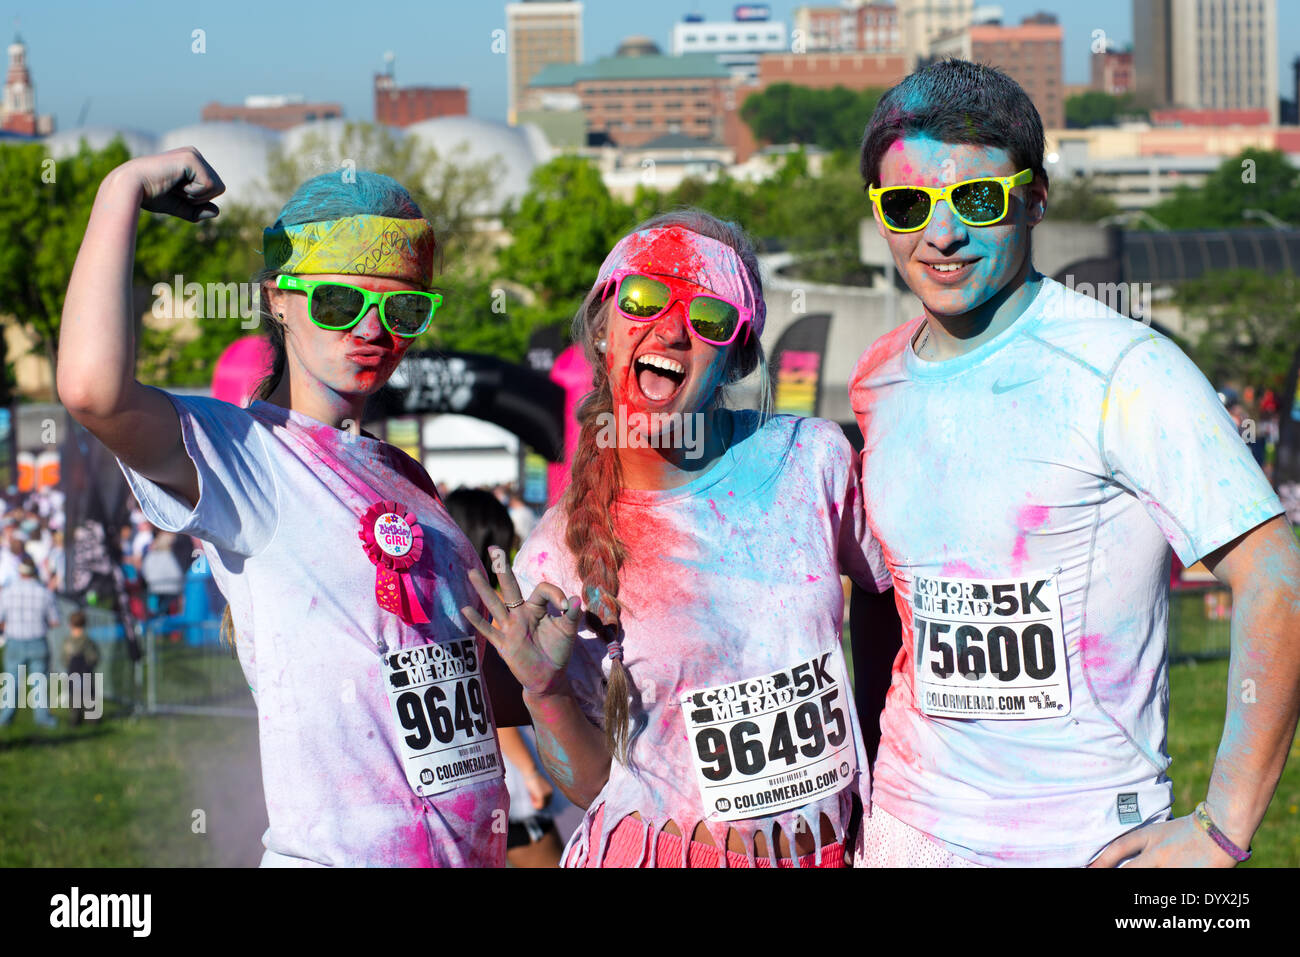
[869,169,1034,233]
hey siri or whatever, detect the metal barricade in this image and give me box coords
[143,617,256,718]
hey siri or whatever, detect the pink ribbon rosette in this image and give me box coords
[359,501,430,625]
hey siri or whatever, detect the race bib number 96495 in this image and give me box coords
[913,573,1070,720]
[681,651,858,822]
[383,638,503,797]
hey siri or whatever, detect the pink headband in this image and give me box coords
[594,225,764,338]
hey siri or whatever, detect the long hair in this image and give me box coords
[561,208,772,763]
[219,172,427,651]
[443,488,517,590]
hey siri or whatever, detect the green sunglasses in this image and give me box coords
[275,275,442,338]
[869,169,1034,233]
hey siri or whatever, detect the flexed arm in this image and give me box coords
[58,148,225,508]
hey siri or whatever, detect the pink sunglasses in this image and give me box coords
[601,269,752,346]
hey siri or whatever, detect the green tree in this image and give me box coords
[741,84,883,151]
[1175,269,1300,393]
[0,137,255,396]
[1147,149,1300,230]
[1064,90,1147,128]
[1046,174,1121,222]
[267,120,503,272]
[491,155,634,356]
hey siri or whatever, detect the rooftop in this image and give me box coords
[530,53,731,87]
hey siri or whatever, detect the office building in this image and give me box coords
[670,8,788,84]
[896,0,974,70]
[507,1,583,125]
[930,13,1064,128]
[1134,0,1278,125]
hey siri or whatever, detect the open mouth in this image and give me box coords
[634,353,687,403]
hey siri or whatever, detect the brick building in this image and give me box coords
[1,34,53,136]
[793,2,899,53]
[201,95,343,131]
[1091,47,1134,96]
[373,74,468,127]
[931,14,1064,129]
[757,50,906,91]
[528,52,731,148]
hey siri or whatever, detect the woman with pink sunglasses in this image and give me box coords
[463,211,892,867]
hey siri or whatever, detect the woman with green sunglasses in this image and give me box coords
[58,147,532,867]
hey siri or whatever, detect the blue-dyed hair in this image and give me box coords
[271,170,425,227]
[252,171,427,401]
[859,58,1048,192]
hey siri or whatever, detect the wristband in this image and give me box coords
[1193,802,1251,862]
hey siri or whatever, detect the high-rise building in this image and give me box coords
[506,1,583,125]
[930,13,1064,128]
[1,33,53,136]
[1134,0,1278,125]
[670,8,787,84]
[792,3,900,53]
[896,0,974,70]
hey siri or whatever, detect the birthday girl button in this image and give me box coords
[373,512,414,558]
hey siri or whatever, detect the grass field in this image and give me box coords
[1,653,1297,866]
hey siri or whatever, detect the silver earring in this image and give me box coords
[596,339,607,353]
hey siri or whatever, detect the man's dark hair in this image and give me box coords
[859,58,1047,191]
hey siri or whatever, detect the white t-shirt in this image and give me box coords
[849,276,1283,866]
[119,394,508,867]
[515,410,892,867]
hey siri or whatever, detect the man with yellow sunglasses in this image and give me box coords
[846,59,1299,869]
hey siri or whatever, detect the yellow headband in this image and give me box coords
[262,214,437,287]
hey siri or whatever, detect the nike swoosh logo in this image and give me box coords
[992,378,1040,394]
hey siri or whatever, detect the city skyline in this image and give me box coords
[2,0,1289,136]
[3,0,1298,135]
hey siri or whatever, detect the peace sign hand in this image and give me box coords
[461,547,583,698]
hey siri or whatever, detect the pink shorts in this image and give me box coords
[567,806,847,868]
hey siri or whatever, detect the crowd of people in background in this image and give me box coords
[0,482,543,722]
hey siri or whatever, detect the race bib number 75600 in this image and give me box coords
[681,651,858,822]
[913,573,1070,720]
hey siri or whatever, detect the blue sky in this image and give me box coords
[7,0,1298,133]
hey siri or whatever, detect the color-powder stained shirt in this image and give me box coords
[514,410,892,867]
[118,394,507,867]
[850,276,1283,867]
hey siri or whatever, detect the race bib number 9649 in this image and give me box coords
[383,638,503,797]
[681,651,858,822]
[913,573,1070,720]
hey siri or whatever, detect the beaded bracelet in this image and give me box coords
[1193,801,1251,863]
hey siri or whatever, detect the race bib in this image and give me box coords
[383,638,503,797]
[912,573,1070,720]
[681,651,858,822]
